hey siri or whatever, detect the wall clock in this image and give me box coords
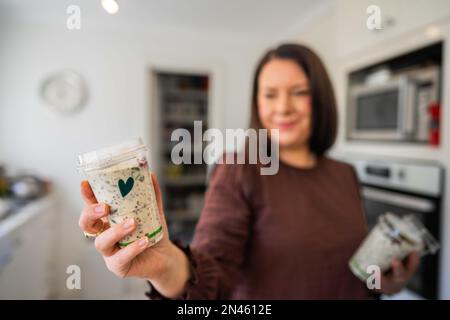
[40,71,88,114]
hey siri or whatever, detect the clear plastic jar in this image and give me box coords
[349,212,439,282]
[78,138,163,247]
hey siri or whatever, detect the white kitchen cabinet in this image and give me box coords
[332,5,450,163]
[0,194,56,299]
[335,0,450,59]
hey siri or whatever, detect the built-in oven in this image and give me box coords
[337,155,444,299]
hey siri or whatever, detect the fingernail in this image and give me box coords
[95,204,105,214]
[138,237,148,247]
[123,219,134,230]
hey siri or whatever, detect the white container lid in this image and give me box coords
[78,138,147,171]
[381,212,439,255]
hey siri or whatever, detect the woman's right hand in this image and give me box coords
[78,174,190,298]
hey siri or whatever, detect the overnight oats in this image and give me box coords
[349,212,439,282]
[78,138,163,247]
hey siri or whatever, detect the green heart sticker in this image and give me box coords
[118,177,134,198]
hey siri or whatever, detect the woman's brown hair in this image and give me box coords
[249,43,337,156]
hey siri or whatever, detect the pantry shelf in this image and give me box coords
[164,89,208,101]
[154,72,210,246]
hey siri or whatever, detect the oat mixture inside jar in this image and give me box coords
[86,157,163,247]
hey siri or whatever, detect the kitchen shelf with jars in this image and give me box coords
[154,72,209,246]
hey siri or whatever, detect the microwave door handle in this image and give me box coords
[401,78,417,137]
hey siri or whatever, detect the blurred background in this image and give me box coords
[0,0,450,299]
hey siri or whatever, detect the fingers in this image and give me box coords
[81,180,97,205]
[392,252,420,280]
[391,259,407,282]
[380,253,420,295]
[379,260,405,295]
[79,203,110,234]
[95,218,137,257]
[405,251,421,276]
[151,173,164,216]
[109,236,149,272]
[151,173,169,237]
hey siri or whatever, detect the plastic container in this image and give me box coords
[78,138,163,247]
[349,212,439,282]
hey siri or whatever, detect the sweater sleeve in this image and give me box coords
[146,162,254,300]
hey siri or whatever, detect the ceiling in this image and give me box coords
[0,0,334,38]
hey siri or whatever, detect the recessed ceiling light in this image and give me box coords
[102,0,119,15]
[425,25,441,39]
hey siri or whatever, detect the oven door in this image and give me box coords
[348,77,415,141]
[361,185,440,299]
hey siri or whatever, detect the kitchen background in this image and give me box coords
[0,0,450,299]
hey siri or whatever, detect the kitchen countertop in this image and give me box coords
[0,193,55,239]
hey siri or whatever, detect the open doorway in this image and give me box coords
[152,71,210,245]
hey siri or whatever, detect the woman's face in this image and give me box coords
[257,58,312,149]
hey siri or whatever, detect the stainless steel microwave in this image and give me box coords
[347,67,439,142]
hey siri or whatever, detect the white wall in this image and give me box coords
[280,0,450,299]
[0,16,266,298]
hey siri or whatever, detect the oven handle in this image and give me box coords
[362,186,435,213]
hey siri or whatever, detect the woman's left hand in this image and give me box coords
[379,252,421,295]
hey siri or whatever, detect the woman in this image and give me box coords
[78,43,419,299]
